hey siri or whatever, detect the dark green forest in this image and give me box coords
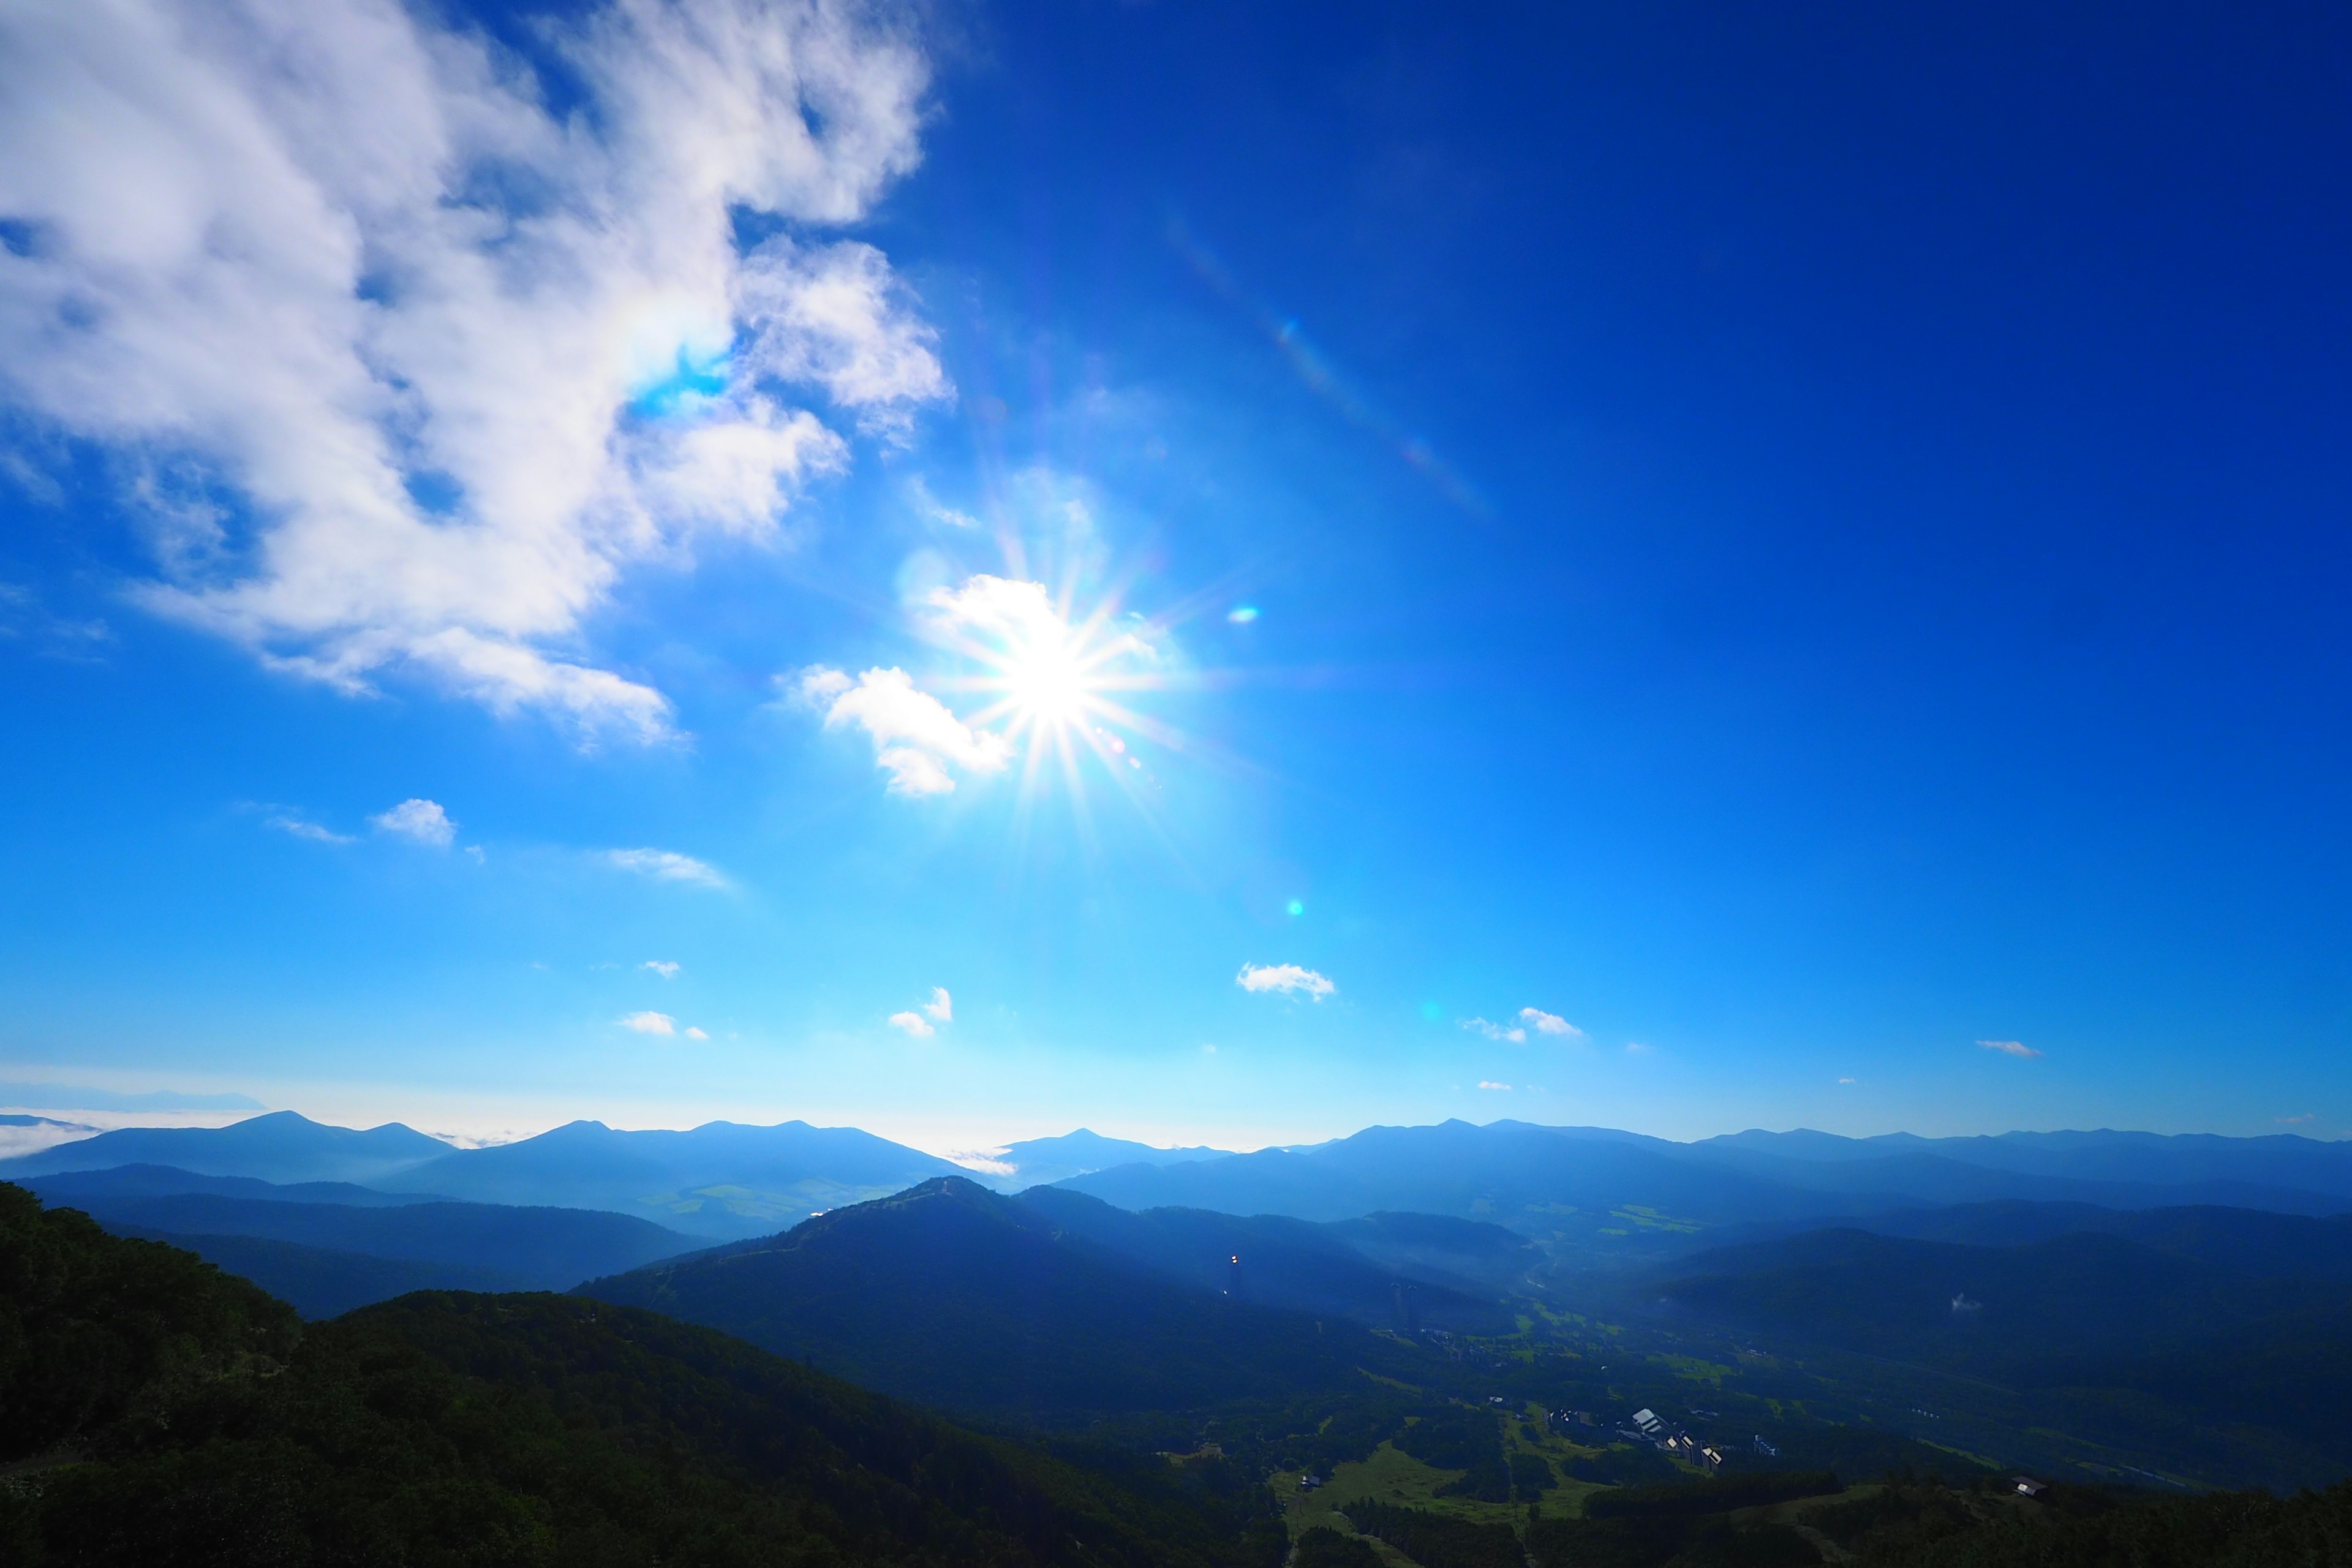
[13,1178,2352,1566]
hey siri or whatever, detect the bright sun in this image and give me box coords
[1003,629,1091,726]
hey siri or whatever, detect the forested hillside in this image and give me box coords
[0,1182,1283,1567]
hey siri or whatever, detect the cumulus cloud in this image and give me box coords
[1839,1076,1857,1085]
[923,986,952,1023]
[1977,1039,2043,1058]
[791,664,1010,796]
[684,1025,709,1040]
[1462,1017,1526,1043]
[370,798,454,846]
[603,848,728,888]
[1237,963,1334,1000]
[1518,1007,1582,1038]
[617,1011,675,1035]
[1477,1081,1513,1091]
[0,0,945,740]
[266,812,352,844]
[643,960,680,979]
[887,1009,934,1038]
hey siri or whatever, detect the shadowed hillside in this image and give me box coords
[581,1177,1424,1421]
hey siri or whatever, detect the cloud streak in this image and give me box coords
[0,0,945,739]
[1977,1039,2043,1058]
[603,848,728,888]
[1237,963,1334,1000]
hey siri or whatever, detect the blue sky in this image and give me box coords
[1,0,2348,1152]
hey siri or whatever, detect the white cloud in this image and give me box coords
[1462,1017,1526,1043]
[370,798,454,847]
[684,1025,709,1040]
[908,475,978,529]
[1977,1039,2043,1058]
[887,1009,934,1038]
[1624,1041,1653,1054]
[643,960,680,979]
[0,0,944,741]
[603,848,728,888]
[1839,1076,1857,1084]
[1237,963,1334,1000]
[791,665,1010,796]
[266,812,351,844]
[617,1011,675,1035]
[923,986,952,1023]
[1477,1080,1513,1091]
[1518,1007,1582,1038]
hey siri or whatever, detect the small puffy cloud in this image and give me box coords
[643,960,680,979]
[888,1010,935,1038]
[266,812,352,845]
[1624,1041,1653,1054]
[1518,1008,1583,1038]
[1237,963,1334,1000]
[923,987,952,1023]
[1463,1017,1526,1043]
[1477,1081,1513,1091]
[1977,1039,2043,1058]
[791,664,1010,796]
[1839,1076,1858,1084]
[617,1011,676,1036]
[684,1025,709,1041]
[371,799,455,847]
[604,848,728,888]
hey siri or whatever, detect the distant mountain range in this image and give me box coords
[20,1162,703,1316]
[983,1126,1235,1186]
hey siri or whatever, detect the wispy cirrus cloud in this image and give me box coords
[603,848,728,889]
[1477,1080,1513,1091]
[1462,1017,1526,1043]
[0,0,946,741]
[1237,963,1334,1000]
[1977,1039,2043,1058]
[265,812,352,845]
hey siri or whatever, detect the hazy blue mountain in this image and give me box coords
[1649,1227,2335,1363]
[1693,1127,2352,1202]
[581,1175,1420,1421]
[1056,1119,1891,1245]
[0,1082,266,1112]
[1012,1185,1510,1330]
[1322,1211,1542,1295]
[0,1109,454,1184]
[1846,1199,2352,1280]
[24,1162,441,1207]
[985,1128,1234,1188]
[393,1118,965,1238]
[1640,1223,2352,1485]
[47,1189,696,1287]
[1669,1141,2348,1215]
[97,1223,522,1317]
[1060,1120,2352,1248]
